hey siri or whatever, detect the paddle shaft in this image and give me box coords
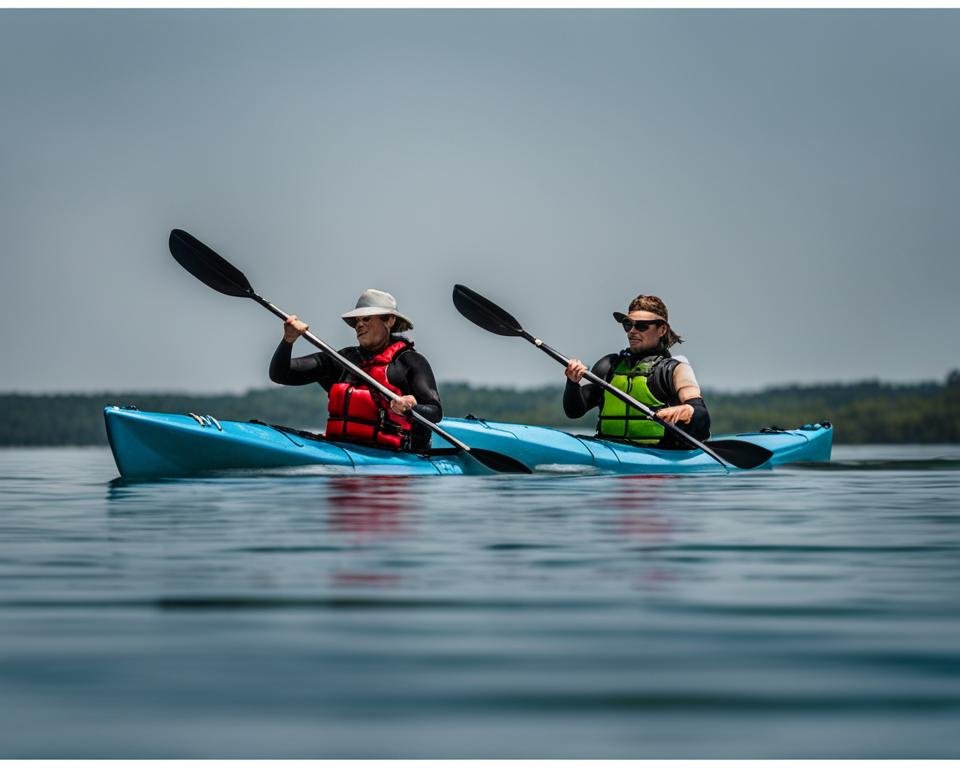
[516,329,733,468]
[250,293,474,453]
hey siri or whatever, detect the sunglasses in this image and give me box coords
[621,318,664,333]
[348,314,390,327]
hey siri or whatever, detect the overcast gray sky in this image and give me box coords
[2,9,958,394]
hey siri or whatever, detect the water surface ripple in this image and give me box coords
[1,445,958,757]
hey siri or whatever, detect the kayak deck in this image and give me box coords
[104,406,832,479]
[437,416,832,475]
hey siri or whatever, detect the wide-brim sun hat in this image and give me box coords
[341,288,414,333]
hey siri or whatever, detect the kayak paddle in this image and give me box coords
[451,284,774,471]
[167,230,531,475]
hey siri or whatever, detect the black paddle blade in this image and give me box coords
[704,439,774,470]
[169,229,254,298]
[452,284,524,337]
[470,448,532,474]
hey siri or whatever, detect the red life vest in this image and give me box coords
[325,340,415,451]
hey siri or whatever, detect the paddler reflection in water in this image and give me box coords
[563,294,710,449]
[269,289,442,452]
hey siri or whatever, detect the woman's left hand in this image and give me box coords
[390,395,417,415]
[656,404,694,425]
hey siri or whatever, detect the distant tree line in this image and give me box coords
[1,371,958,446]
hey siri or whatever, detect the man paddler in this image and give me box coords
[270,289,442,452]
[562,294,711,448]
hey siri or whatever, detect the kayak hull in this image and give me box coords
[104,407,474,478]
[104,406,832,479]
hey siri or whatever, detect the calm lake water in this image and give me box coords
[1,444,959,758]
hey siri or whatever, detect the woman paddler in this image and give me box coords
[269,289,442,452]
[563,294,711,448]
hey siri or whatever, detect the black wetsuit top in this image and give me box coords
[563,350,711,448]
[269,336,442,451]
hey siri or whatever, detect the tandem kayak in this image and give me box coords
[104,406,832,479]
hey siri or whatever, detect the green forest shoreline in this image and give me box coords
[2,372,958,446]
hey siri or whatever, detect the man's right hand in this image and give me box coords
[283,315,309,343]
[565,359,588,383]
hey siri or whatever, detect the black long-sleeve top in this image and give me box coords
[269,336,442,450]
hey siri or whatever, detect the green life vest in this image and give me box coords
[597,355,667,444]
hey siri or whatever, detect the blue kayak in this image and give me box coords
[104,405,832,479]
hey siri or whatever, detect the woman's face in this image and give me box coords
[621,311,667,353]
[353,314,395,352]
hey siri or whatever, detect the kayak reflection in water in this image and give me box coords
[563,294,711,449]
[269,288,442,452]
